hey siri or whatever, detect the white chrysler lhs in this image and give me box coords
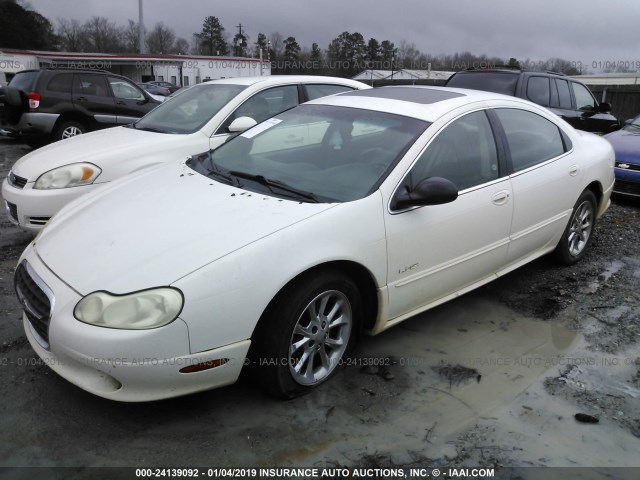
[14,86,614,401]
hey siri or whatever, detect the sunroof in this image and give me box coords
[341,86,465,104]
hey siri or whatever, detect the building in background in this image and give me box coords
[0,49,270,86]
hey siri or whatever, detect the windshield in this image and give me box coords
[187,104,428,203]
[447,72,518,96]
[134,83,247,134]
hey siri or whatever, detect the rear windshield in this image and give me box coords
[8,71,38,91]
[446,72,518,96]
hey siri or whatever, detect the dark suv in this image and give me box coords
[0,69,161,145]
[445,68,620,134]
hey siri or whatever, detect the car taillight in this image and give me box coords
[28,92,41,109]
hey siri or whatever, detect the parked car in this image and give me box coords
[605,114,640,197]
[13,86,614,401]
[137,82,171,97]
[2,75,369,230]
[445,68,620,134]
[149,80,181,94]
[0,68,161,145]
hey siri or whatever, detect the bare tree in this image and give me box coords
[146,22,176,54]
[122,19,142,53]
[269,32,284,59]
[57,18,83,51]
[82,16,122,53]
[174,37,190,55]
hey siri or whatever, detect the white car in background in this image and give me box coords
[2,76,369,230]
[14,87,614,401]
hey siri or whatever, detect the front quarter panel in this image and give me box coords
[172,192,387,354]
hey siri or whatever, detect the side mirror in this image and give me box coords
[391,176,458,210]
[228,116,257,133]
[597,102,612,113]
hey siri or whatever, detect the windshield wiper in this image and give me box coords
[134,125,172,134]
[228,170,319,203]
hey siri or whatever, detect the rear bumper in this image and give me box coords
[1,112,59,136]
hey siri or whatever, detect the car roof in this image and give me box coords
[201,75,368,88]
[308,85,533,122]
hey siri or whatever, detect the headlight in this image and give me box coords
[74,288,184,329]
[34,163,102,189]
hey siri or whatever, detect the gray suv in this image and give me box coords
[0,68,161,146]
[445,68,620,134]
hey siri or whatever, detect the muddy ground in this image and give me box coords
[0,135,639,478]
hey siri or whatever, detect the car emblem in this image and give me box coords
[617,163,630,169]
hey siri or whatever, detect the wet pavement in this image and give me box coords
[0,136,639,475]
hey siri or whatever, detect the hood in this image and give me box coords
[605,128,640,164]
[35,161,335,294]
[11,126,209,181]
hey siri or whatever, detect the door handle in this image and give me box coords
[492,190,510,205]
[569,165,579,176]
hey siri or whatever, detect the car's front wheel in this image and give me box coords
[250,270,361,398]
[54,120,87,141]
[554,189,597,265]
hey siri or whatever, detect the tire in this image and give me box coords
[554,189,597,265]
[249,270,361,399]
[53,120,86,141]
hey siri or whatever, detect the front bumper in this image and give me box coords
[18,247,249,402]
[613,167,640,197]
[2,177,103,231]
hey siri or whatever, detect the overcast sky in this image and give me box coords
[26,0,640,73]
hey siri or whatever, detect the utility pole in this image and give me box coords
[138,0,145,54]
[237,23,245,56]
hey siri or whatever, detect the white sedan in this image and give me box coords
[2,75,369,230]
[14,86,614,401]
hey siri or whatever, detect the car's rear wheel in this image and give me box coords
[554,189,597,265]
[54,120,86,141]
[250,270,361,398]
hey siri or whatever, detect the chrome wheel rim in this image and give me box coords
[288,290,352,385]
[567,200,593,257]
[62,126,82,139]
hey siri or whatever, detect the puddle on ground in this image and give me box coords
[230,293,605,466]
[586,260,624,293]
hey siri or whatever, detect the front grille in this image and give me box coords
[6,201,18,222]
[613,179,640,196]
[615,161,640,172]
[8,172,28,189]
[14,261,53,349]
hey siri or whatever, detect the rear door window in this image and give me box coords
[526,77,550,106]
[495,108,566,172]
[47,74,74,93]
[555,79,572,109]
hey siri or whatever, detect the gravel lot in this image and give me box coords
[0,135,639,477]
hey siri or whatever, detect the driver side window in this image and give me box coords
[408,111,499,191]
